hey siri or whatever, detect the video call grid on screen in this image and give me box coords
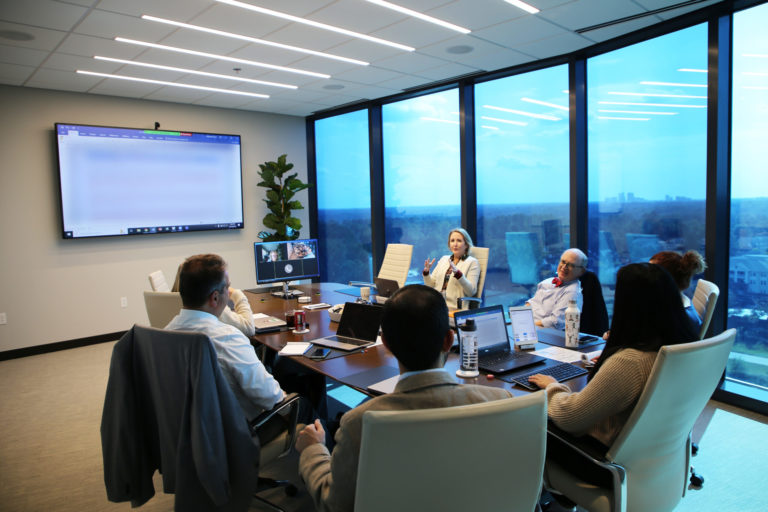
[254,239,320,284]
[55,123,244,238]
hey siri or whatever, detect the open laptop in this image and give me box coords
[454,305,545,374]
[252,313,287,333]
[309,302,384,351]
[507,306,540,350]
[373,277,399,298]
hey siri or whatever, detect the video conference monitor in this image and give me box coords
[55,123,244,239]
[254,239,320,294]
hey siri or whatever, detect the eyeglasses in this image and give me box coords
[559,259,584,270]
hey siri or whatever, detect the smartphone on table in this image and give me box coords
[305,345,331,360]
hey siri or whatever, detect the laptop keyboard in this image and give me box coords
[501,362,588,390]
[479,351,533,373]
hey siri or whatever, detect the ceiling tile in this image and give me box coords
[0,62,37,85]
[417,61,480,80]
[514,31,594,59]
[58,33,143,59]
[159,28,250,55]
[540,0,645,31]
[0,44,49,67]
[472,15,569,50]
[75,10,174,40]
[0,0,88,32]
[332,65,402,85]
[96,0,212,19]
[43,52,118,73]
[142,85,212,103]
[373,51,451,74]
[26,66,101,92]
[310,0,405,33]
[0,22,68,52]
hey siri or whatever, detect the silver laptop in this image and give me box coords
[252,313,287,333]
[309,302,384,351]
[507,306,539,349]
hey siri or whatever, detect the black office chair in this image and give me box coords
[579,270,609,336]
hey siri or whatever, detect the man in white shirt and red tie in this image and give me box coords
[528,248,587,330]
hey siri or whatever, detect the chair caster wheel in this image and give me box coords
[690,472,704,487]
[285,484,298,496]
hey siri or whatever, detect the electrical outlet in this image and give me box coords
[0,312,6,324]
[120,297,128,308]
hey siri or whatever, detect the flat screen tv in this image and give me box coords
[254,239,320,298]
[55,123,244,239]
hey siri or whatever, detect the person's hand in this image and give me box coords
[448,259,458,273]
[295,419,326,453]
[423,258,436,274]
[602,330,610,340]
[528,374,557,388]
[534,320,544,327]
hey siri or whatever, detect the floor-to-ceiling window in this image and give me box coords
[725,2,768,403]
[315,109,372,284]
[586,24,709,315]
[475,64,570,308]
[381,89,461,280]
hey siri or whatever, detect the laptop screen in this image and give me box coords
[508,306,538,345]
[336,302,384,340]
[454,305,510,352]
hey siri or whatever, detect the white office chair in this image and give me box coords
[350,243,413,290]
[148,270,170,292]
[143,290,183,328]
[457,246,489,309]
[544,329,737,512]
[354,392,547,512]
[692,278,719,339]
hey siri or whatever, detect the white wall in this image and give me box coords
[0,85,308,352]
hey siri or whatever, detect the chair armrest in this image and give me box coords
[249,392,302,458]
[457,297,482,309]
[348,281,376,288]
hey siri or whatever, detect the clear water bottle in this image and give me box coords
[565,299,581,348]
[456,318,479,378]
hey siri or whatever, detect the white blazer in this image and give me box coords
[423,255,480,309]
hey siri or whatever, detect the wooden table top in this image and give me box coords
[244,282,600,397]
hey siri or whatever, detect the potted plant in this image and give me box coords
[256,154,311,241]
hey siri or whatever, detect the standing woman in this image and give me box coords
[650,250,707,332]
[422,228,480,309]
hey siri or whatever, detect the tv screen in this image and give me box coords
[254,239,320,284]
[55,123,244,239]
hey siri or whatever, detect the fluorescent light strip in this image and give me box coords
[599,109,677,116]
[678,68,707,73]
[215,0,415,51]
[365,0,470,34]
[420,117,459,125]
[743,86,768,90]
[484,104,560,120]
[607,91,707,99]
[743,71,768,76]
[599,101,705,108]
[743,53,768,58]
[640,81,706,88]
[481,125,499,130]
[480,115,528,126]
[142,15,368,66]
[598,116,650,121]
[115,37,330,78]
[504,0,540,14]
[76,70,269,98]
[94,56,298,89]
[521,97,569,111]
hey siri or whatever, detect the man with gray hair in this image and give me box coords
[528,248,587,330]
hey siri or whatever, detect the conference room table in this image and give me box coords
[245,282,602,398]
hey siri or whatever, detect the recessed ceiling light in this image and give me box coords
[0,30,34,41]
[76,70,270,98]
[215,0,415,51]
[503,0,540,15]
[446,45,473,54]
[323,84,345,90]
[115,37,330,79]
[141,15,368,66]
[365,0,470,34]
[94,56,298,89]
[484,104,560,120]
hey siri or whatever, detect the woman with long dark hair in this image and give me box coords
[530,263,698,448]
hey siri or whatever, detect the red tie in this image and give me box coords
[552,277,562,287]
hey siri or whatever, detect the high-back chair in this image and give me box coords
[457,246,489,309]
[376,243,413,288]
[692,278,719,339]
[579,270,609,336]
[148,270,170,292]
[544,329,737,512]
[143,290,183,328]
[354,392,547,512]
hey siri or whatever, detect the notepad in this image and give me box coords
[278,342,311,356]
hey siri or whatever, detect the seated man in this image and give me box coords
[166,254,285,422]
[296,284,512,512]
[528,248,586,330]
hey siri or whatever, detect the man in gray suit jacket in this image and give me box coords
[296,284,513,512]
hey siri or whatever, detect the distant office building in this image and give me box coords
[730,255,768,295]
[625,233,662,263]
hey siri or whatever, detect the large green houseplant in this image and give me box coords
[256,154,311,242]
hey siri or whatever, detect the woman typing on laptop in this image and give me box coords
[422,227,480,310]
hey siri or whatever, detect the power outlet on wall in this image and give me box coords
[120,297,128,308]
[0,312,6,324]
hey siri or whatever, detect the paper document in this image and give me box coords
[532,346,585,364]
[279,342,312,356]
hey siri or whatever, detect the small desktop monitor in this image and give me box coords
[254,239,320,297]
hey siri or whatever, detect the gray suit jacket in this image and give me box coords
[299,370,512,512]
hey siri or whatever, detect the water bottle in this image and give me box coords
[565,299,581,348]
[456,318,479,378]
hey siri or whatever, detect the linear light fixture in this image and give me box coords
[598,116,650,121]
[76,70,269,98]
[599,101,706,108]
[521,97,569,111]
[484,104,560,120]
[743,85,768,90]
[599,109,677,116]
[504,0,540,14]
[115,37,330,78]
[420,117,459,124]
[94,56,298,89]
[678,68,707,73]
[141,15,368,66]
[743,71,768,76]
[480,115,528,126]
[640,81,706,88]
[481,125,500,130]
[743,53,768,58]
[215,0,415,51]
[365,0,470,34]
[607,91,707,99]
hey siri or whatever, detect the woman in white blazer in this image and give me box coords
[422,228,480,309]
